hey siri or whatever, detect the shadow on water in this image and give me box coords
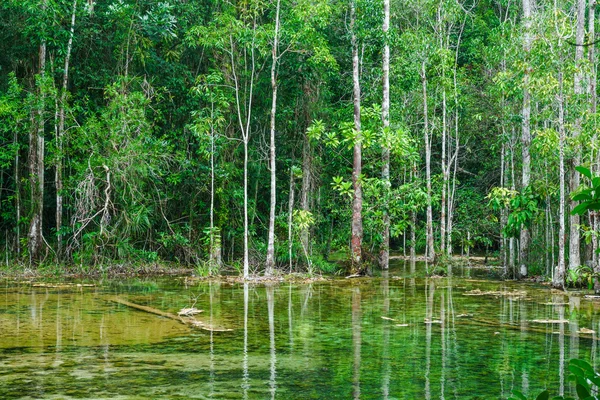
[1,261,600,398]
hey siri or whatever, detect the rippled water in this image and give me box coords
[1,261,599,399]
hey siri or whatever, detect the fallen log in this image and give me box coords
[108,297,232,332]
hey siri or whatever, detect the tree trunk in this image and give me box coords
[56,0,77,260]
[300,133,311,256]
[421,61,435,262]
[29,2,47,264]
[288,167,295,273]
[519,0,532,277]
[570,0,585,273]
[555,91,566,290]
[14,126,20,257]
[589,0,599,286]
[410,164,417,261]
[209,101,222,271]
[266,0,281,276]
[350,0,363,272]
[229,21,256,278]
[379,0,390,270]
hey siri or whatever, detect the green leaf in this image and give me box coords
[572,202,592,216]
[572,192,592,202]
[576,166,592,179]
[535,390,550,400]
[510,390,527,400]
[570,359,594,374]
[575,383,590,399]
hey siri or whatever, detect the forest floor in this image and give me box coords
[0,255,499,281]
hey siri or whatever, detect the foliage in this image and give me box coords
[510,359,600,400]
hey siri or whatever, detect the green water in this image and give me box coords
[1,261,599,399]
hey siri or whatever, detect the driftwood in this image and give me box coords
[109,297,232,332]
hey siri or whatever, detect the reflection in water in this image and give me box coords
[556,295,565,396]
[209,282,215,398]
[267,285,277,399]
[3,263,600,398]
[243,282,249,399]
[381,271,391,399]
[424,279,435,400]
[352,286,361,400]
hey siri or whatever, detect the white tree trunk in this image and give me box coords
[56,0,77,260]
[519,0,532,277]
[421,61,435,262]
[350,0,363,272]
[379,0,391,270]
[555,73,566,288]
[570,0,585,272]
[266,0,282,275]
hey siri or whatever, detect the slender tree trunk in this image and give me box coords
[209,101,221,270]
[439,11,447,257]
[590,0,597,116]
[350,0,363,272]
[29,1,47,264]
[229,28,256,278]
[441,88,447,256]
[379,0,391,270]
[570,0,585,272]
[519,0,532,277]
[589,0,599,285]
[410,165,416,261]
[243,139,249,276]
[14,128,20,256]
[300,133,311,256]
[55,0,77,260]
[555,82,566,289]
[288,167,295,273]
[266,0,282,276]
[501,141,507,273]
[510,128,516,274]
[421,61,435,262]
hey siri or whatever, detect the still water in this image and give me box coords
[1,261,599,399]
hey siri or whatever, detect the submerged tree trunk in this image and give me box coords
[379,0,391,270]
[519,0,532,277]
[350,0,363,272]
[266,0,281,276]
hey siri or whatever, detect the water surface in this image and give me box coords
[1,261,599,399]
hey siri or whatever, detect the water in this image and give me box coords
[1,261,599,399]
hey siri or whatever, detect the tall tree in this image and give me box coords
[570,0,585,273]
[350,0,363,271]
[56,0,78,259]
[519,0,533,277]
[379,0,391,270]
[28,0,48,264]
[266,0,282,276]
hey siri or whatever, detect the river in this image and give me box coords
[1,260,598,399]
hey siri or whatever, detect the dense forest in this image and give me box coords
[0,0,598,284]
